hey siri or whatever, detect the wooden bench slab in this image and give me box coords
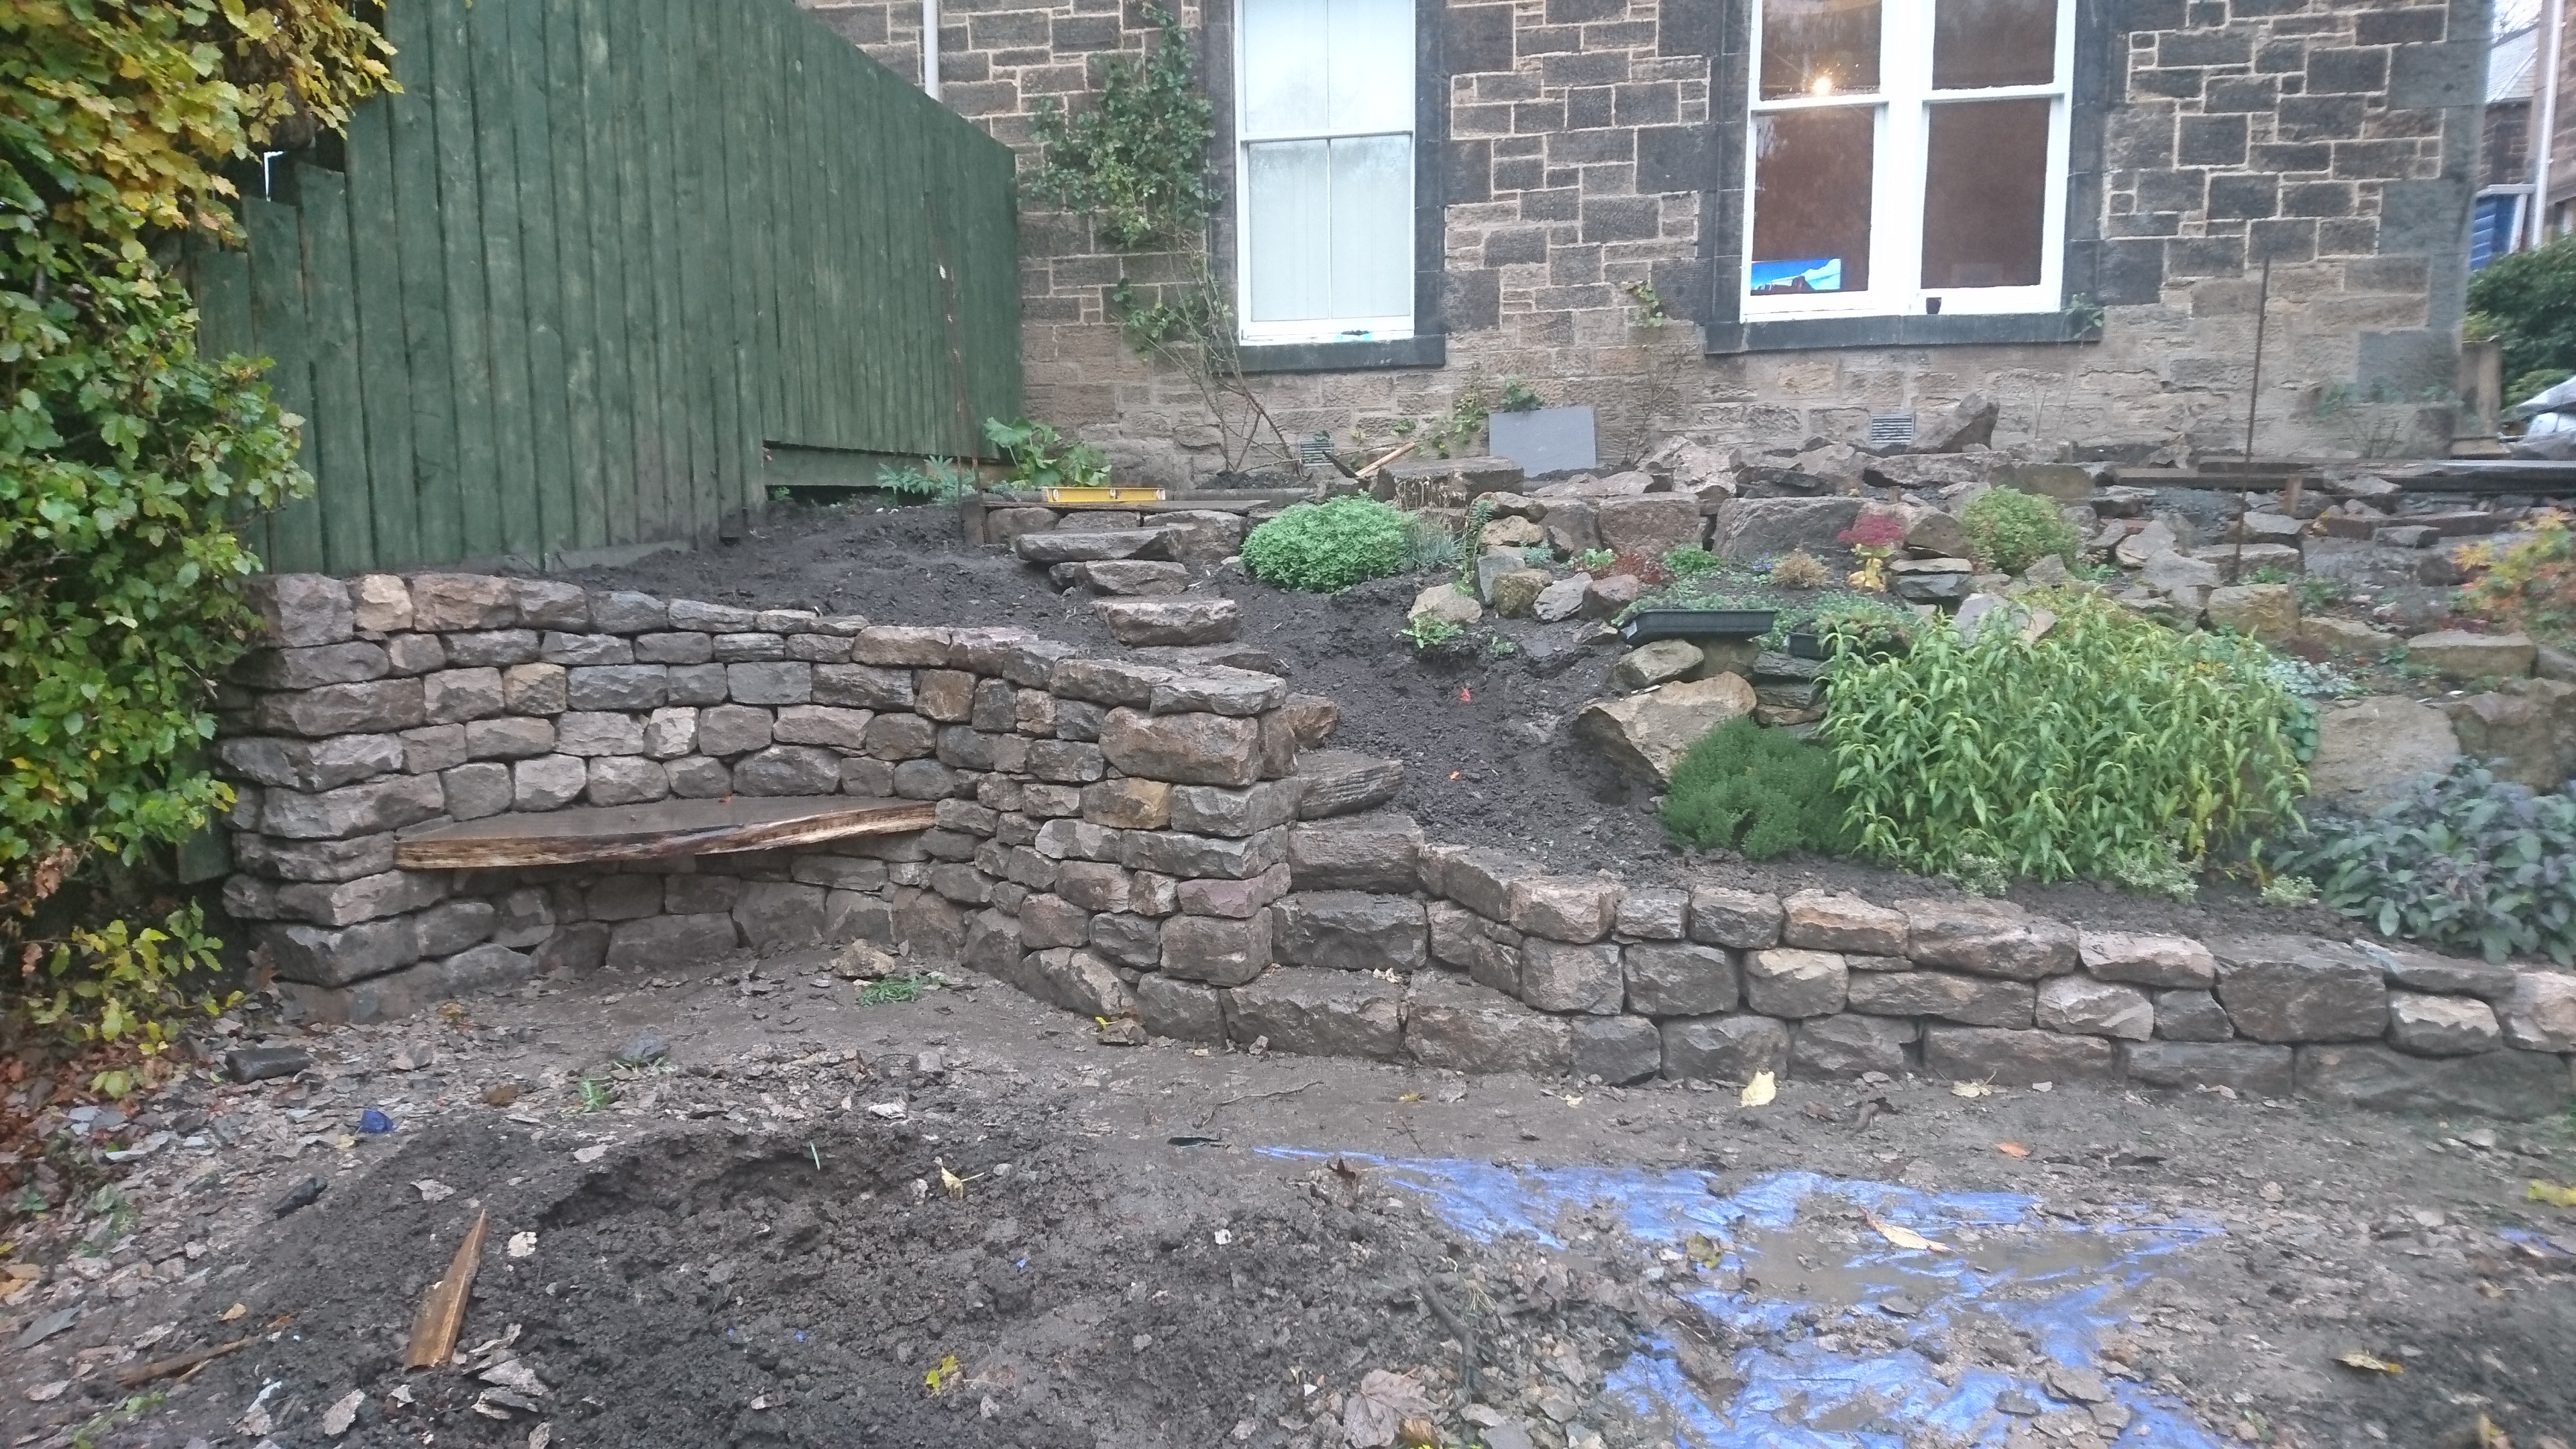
[392,797,936,869]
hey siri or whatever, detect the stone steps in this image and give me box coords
[1293,750,1402,819]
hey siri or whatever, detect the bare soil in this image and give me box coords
[559,503,2357,943]
[7,947,2575,1448]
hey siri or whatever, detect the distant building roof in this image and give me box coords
[2496,21,2541,102]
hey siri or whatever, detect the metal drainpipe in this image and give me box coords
[922,0,942,101]
[2534,0,2565,247]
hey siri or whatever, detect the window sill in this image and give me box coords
[1705,312,2099,355]
[1237,335,1446,374]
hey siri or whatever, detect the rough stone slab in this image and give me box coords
[1293,751,1403,820]
[1169,780,1303,837]
[1508,877,1622,944]
[1792,1014,1918,1076]
[1148,667,1285,717]
[1423,845,1542,920]
[735,881,828,952]
[273,869,447,928]
[262,773,447,841]
[278,943,533,1025]
[2123,1041,2293,1096]
[1122,827,1285,881]
[1175,863,1292,919]
[1161,912,1274,987]
[1743,949,1849,1018]
[256,918,422,987]
[1518,938,1625,1014]
[1709,497,1866,560]
[1660,1014,1790,1082]
[1782,892,1907,955]
[1224,967,1403,1059]
[1572,1015,1663,1085]
[1287,812,1424,893]
[1137,974,1226,1041]
[1572,675,1759,784]
[257,679,428,738]
[2153,989,2235,1042]
[1094,596,1241,647]
[1902,900,2078,979]
[2296,1042,2569,1120]
[2404,629,2536,680]
[1014,529,1174,565]
[1405,977,1573,1076]
[1623,943,1738,1017]
[2387,992,2504,1057]
[233,641,392,690]
[2035,976,2154,1040]
[1615,888,1689,941]
[2078,930,2217,989]
[2212,936,2388,1043]
[1100,707,1262,788]
[1845,970,2034,1028]
[1921,1026,2118,1085]
[1688,888,1784,949]
[1271,892,1428,971]
[217,735,406,793]
[252,574,356,645]
[2504,970,2576,1051]
[1020,948,1135,1018]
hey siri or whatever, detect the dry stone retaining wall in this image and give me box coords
[216,574,2576,1118]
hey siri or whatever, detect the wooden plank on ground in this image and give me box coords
[393,797,937,869]
[402,1208,488,1371]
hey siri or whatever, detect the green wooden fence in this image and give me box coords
[189,0,1021,574]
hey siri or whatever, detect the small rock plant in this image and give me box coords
[2457,513,2575,647]
[1661,718,1858,859]
[2288,759,2576,965]
[1241,496,1414,592]
[1960,486,2085,575]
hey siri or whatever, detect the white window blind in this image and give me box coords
[1236,0,1415,343]
[1745,0,2076,319]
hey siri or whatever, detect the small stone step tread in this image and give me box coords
[393,796,935,869]
[1014,529,1173,564]
[1295,751,1404,820]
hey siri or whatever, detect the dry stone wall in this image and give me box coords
[215,572,2576,1118]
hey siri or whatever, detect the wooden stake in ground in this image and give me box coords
[403,1208,489,1371]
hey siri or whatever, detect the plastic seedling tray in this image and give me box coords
[1619,608,1778,645]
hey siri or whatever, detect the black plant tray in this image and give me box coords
[1786,629,1912,660]
[1620,608,1778,645]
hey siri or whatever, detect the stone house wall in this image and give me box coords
[797,0,2488,480]
[213,572,2576,1117]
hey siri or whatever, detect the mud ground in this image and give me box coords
[8,936,2574,1448]
[557,502,2353,944]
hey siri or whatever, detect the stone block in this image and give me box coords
[1845,971,2034,1028]
[232,833,396,883]
[442,629,541,667]
[217,734,406,792]
[1710,497,1866,561]
[1623,942,1737,1016]
[2153,990,2234,1041]
[272,869,445,926]
[1137,974,1226,1042]
[541,631,633,667]
[2404,629,2536,680]
[959,909,1024,981]
[1793,1014,1918,1077]
[422,667,504,724]
[1743,949,1849,1018]
[506,579,588,629]
[1095,596,1241,647]
[812,663,914,709]
[280,942,533,1025]
[1687,888,1784,949]
[500,661,568,714]
[2387,992,2503,1056]
[348,574,412,634]
[1025,739,1107,782]
[635,631,714,665]
[383,634,447,676]
[2035,976,2154,1039]
[1053,860,1132,913]
[1224,967,1403,1059]
[733,745,843,796]
[1901,900,2078,979]
[252,573,356,645]
[1083,778,1173,830]
[261,773,446,840]
[1615,888,1688,941]
[257,678,427,737]
[233,641,392,690]
[713,632,788,663]
[1595,494,1704,553]
[1922,1026,2118,1085]
[1519,938,1625,1014]
[1100,707,1261,787]
[1572,1014,1663,1085]
[588,590,666,633]
[1150,667,1287,717]
[2122,1041,2294,1097]
[640,706,698,759]
[1089,911,1163,969]
[773,705,875,751]
[1023,948,1135,1018]
[604,913,739,971]
[1508,877,1622,943]
[1162,912,1274,987]
[413,900,497,958]
[667,599,759,632]
[2212,936,2388,1042]
[1287,812,1423,892]
[1660,1014,1790,1081]
[666,875,744,915]
[1178,863,1293,919]
[1016,529,1173,565]
[895,890,968,963]
[1783,891,1907,955]
[1405,977,1573,1075]
[2296,1042,2569,1119]
[533,921,608,975]
[398,724,466,775]
[727,662,812,706]
[466,716,555,760]
[586,756,669,806]
[555,710,645,757]
[2503,970,2576,1051]
[438,761,511,820]
[1169,780,1303,837]
[513,754,590,810]
[690,703,773,757]
[2078,930,2216,988]
[1425,845,1541,920]
[1017,894,1093,950]
[1572,675,1760,783]
[2206,584,2298,642]
[255,918,421,987]
[1124,827,1287,880]
[1271,892,1428,971]
[1033,817,1126,862]
[561,664,666,711]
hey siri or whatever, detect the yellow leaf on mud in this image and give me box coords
[1739,1073,1776,1108]
[1996,1142,2031,1159]
[924,1353,960,1394]
[938,1163,966,1201]
[2526,1180,2576,1208]
[219,1303,247,1322]
[1951,1081,1993,1098]
[2334,1351,2402,1375]
[1864,1212,1948,1253]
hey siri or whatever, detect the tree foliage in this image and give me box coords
[1026,6,1214,251]
[2,1,390,1053]
[2467,235,2576,390]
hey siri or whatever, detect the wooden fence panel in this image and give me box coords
[185,0,1022,572]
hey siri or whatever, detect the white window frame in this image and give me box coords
[1744,0,2075,320]
[1232,0,1416,345]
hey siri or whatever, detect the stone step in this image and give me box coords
[1128,643,1288,675]
[1093,595,1240,647]
[1046,559,1191,595]
[1013,528,1173,565]
[1294,749,1403,819]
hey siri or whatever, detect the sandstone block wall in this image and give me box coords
[216,572,2575,1118]
[797,0,2484,479]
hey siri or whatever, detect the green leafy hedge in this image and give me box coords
[1822,592,2307,885]
[1240,496,1413,592]
[2288,759,2576,965]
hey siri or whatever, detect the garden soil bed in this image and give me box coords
[561,504,2355,945]
[9,951,2573,1448]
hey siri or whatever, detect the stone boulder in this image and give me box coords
[2188,543,2303,580]
[2204,584,2298,642]
[1093,596,1240,647]
[1408,583,1483,628]
[2212,936,2387,1043]
[1015,529,1172,564]
[1911,393,1998,453]
[2294,1042,2568,1119]
[1571,674,1759,783]
[1224,968,1403,1059]
[1533,575,1590,623]
[1490,568,1552,619]
[1900,900,2078,980]
[2404,629,2536,680]
[1270,892,1428,972]
[2308,697,2461,810]
[1595,495,1705,554]
[2447,690,2569,790]
[1405,977,1574,1076]
[1607,639,1705,691]
[1292,751,1403,820]
[2386,993,2502,1056]
[1792,1014,1917,1075]
[1709,497,1866,561]
[1659,1014,1790,1081]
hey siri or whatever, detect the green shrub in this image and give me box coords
[981,417,1110,492]
[2286,759,2576,965]
[1662,546,1721,579]
[1662,717,1858,859]
[880,458,977,504]
[1822,592,2307,885]
[2469,235,2576,388]
[1242,496,1413,592]
[2459,514,2576,647]
[1961,488,2084,574]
